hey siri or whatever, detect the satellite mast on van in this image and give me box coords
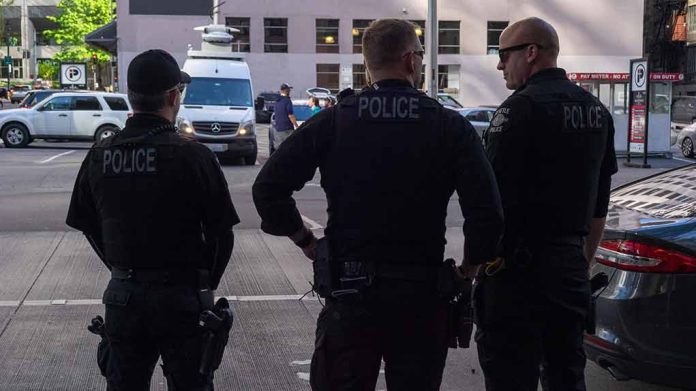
[187,24,245,61]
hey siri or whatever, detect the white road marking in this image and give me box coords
[301,215,323,230]
[37,150,74,164]
[297,372,310,381]
[673,156,695,164]
[290,360,312,366]
[0,294,319,307]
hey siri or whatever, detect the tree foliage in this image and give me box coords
[43,0,115,63]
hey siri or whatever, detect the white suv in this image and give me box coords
[0,92,132,148]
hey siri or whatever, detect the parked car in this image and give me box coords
[437,93,464,110]
[10,85,31,103]
[18,89,69,108]
[0,92,132,148]
[671,96,696,126]
[675,122,696,158]
[255,91,280,123]
[459,107,497,137]
[584,163,696,389]
[268,99,313,154]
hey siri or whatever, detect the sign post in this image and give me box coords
[625,58,651,168]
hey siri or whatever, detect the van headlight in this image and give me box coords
[238,121,254,136]
[176,117,194,134]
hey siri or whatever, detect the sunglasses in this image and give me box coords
[498,43,543,62]
[167,84,186,94]
[404,50,425,59]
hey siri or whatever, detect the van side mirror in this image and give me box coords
[254,97,265,111]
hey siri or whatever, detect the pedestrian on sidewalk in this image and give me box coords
[66,49,239,390]
[273,83,299,149]
[253,18,503,391]
[477,17,618,391]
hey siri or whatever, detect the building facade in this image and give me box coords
[0,0,63,81]
[117,0,644,106]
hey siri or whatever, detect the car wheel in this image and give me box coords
[95,125,118,141]
[682,137,695,158]
[1,123,30,148]
[244,152,257,166]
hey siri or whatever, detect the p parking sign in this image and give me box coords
[60,63,87,88]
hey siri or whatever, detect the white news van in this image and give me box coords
[176,25,257,165]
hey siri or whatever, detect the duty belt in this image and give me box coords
[111,268,201,285]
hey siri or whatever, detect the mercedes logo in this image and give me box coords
[210,123,221,133]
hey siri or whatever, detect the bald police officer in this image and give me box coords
[253,19,503,390]
[477,18,618,390]
[67,49,239,390]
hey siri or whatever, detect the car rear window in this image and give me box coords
[72,96,102,111]
[104,97,130,111]
[610,165,696,218]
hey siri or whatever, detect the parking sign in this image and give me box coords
[60,63,87,87]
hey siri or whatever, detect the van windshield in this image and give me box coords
[182,77,253,107]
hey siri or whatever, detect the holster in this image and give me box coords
[312,237,334,298]
[87,315,110,377]
[585,272,609,335]
[438,259,474,349]
[199,297,234,376]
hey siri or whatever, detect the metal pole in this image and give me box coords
[427,0,437,98]
[213,0,219,25]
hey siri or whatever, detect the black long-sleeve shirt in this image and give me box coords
[253,80,503,265]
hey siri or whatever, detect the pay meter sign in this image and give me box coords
[60,63,87,88]
[628,59,649,156]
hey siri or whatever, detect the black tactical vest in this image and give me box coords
[87,124,208,269]
[515,74,612,237]
[320,82,453,264]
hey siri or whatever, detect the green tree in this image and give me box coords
[38,60,59,81]
[0,0,15,44]
[43,0,114,63]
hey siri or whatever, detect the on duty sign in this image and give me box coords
[60,63,87,87]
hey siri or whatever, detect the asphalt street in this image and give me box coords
[0,123,692,390]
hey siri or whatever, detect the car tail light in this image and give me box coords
[595,239,696,273]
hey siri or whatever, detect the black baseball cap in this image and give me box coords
[127,49,191,94]
[280,83,293,91]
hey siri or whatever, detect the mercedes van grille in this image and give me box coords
[193,121,240,135]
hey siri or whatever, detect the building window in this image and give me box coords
[264,18,288,53]
[438,21,460,54]
[689,6,696,33]
[353,64,368,89]
[225,17,250,52]
[316,19,339,53]
[352,19,373,53]
[411,20,426,50]
[487,21,509,54]
[316,64,340,94]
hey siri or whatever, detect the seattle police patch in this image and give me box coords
[488,108,510,133]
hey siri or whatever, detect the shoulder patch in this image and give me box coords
[488,107,510,133]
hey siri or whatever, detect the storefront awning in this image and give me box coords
[567,73,684,82]
[84,21,116,55]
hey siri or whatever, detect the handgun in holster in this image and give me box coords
[585,272,609,335]
[88,315,110,377]
[438,258,474,349]
[312,237,334,298]
[199,297,234,376]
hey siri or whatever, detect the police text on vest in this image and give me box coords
[563,104,603,130]
[103,148,157,175]
[358,96,420,119]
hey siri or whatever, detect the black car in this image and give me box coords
[18,89,66,108]
[585,164,696,389]
[255,92,280,123]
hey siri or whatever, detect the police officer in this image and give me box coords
[253,19,503,390]
[66,49,239,390]
[477,17,618,391]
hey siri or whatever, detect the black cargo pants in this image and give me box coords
[99,278,213,391]
[309,278,449,391]
[474,243,590,391]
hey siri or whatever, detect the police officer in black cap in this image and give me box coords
[477,17,618,391]
[66,49,239,390]
[253,19,503,390]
